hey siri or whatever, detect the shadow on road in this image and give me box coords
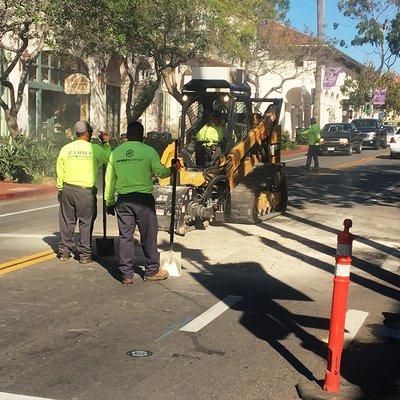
[164,238,398,397]
[284,162,400,210]
[284,212,398,258]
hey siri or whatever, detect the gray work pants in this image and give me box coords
[306,145,320,168]
[116,193,159,278]
[58,184,97,258]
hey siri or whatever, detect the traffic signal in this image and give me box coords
[364,103,371,115]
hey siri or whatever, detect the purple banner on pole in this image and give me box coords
[323,66,342,90]
[373,89,387,105]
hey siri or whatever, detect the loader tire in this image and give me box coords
[229,163,286,224]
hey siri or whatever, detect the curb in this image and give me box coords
[282,145,308,158]
[0,184,57,201]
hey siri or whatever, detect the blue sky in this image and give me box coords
[287,0,400,73]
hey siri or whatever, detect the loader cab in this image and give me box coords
[179,79,253,167]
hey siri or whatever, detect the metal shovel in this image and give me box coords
[161,139,182,276]
[96,165,115,256]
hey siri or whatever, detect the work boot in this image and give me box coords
[79,256,94,264]
[144,269,169,282]
[122,276,134,285]
[301,165,311,171]
[58,253,71,261]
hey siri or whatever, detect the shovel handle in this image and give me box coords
[102,165,107,239]
[169,139,179,245]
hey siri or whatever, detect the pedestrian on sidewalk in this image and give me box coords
[303,117,321,171]
[104,120,180,285]
[56,121,111,263]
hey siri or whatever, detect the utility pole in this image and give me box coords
[313,0,325,124]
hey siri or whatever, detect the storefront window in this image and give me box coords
[28,52,88,139]
[29,52,65,87]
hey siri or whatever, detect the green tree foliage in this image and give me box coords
[341,64,400,114]
[82,0,292,120]
[337,0,400,72]
[0,0,92,138]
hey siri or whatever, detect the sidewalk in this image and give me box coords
[0,181,57,201]
[281,144,308,158]
[0,145,308,202]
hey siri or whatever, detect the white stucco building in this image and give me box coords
[0,25,363,141]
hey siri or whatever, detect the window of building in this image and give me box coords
[28,52,66,87]
[28,52,88,139]
[295,58,304,67]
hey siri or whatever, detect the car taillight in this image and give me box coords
[390,137,396,143]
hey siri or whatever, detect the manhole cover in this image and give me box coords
[127,350,153,358]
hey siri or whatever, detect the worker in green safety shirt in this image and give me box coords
[196,112,225,146]
[302,117,321,171]
[104,120,181,285]
[56,120,111,263]
[195,111,226,165]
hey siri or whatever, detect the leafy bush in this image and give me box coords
[295,128,308,145]
[0,134,69,182]
[281,130,299,151]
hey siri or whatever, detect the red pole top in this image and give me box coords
[343,219,352,231]
[337,219,354,256]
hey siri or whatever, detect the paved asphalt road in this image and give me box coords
[0,148,399,400]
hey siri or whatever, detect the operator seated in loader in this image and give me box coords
[195,111,226,166]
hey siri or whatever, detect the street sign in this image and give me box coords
[64,73,91,95]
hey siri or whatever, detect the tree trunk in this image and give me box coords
[125,75,135,122]
[129,78,161,121]
[4,109,20,139]
[123,57,136,122]
[161,68,184,106]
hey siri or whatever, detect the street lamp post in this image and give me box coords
[291,104,296,140]
[363,89,374,116]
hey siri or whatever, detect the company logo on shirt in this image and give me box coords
[67,149,92,159]
[126,149,134,158]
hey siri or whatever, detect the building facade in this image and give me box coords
[0,30,363,141]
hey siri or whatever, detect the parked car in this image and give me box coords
[352,119,387,149]
[389,129,400,159]
[384,125,397,145]
[320,123,363,156]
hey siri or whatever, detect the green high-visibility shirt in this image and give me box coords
[196,123,225,146]
[56,140,111,190]
[305,123,321,145]
[105,141,171,206]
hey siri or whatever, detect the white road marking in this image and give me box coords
[0,393,56,400]
[180,295,243,332]
[381,249,400,272]
[364,180,400,205]
[0,233,57,239]
[0,196,102,218]
[0,204,59,218]
[283,156,307,163]
[344,309,369,348]
[155,315,194,342]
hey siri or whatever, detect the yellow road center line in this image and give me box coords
[334,154,379,170]
[288,154,381,183]
[0,250,56,276]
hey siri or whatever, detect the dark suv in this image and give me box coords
[352,119,387,149]
[320,123,363,155]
